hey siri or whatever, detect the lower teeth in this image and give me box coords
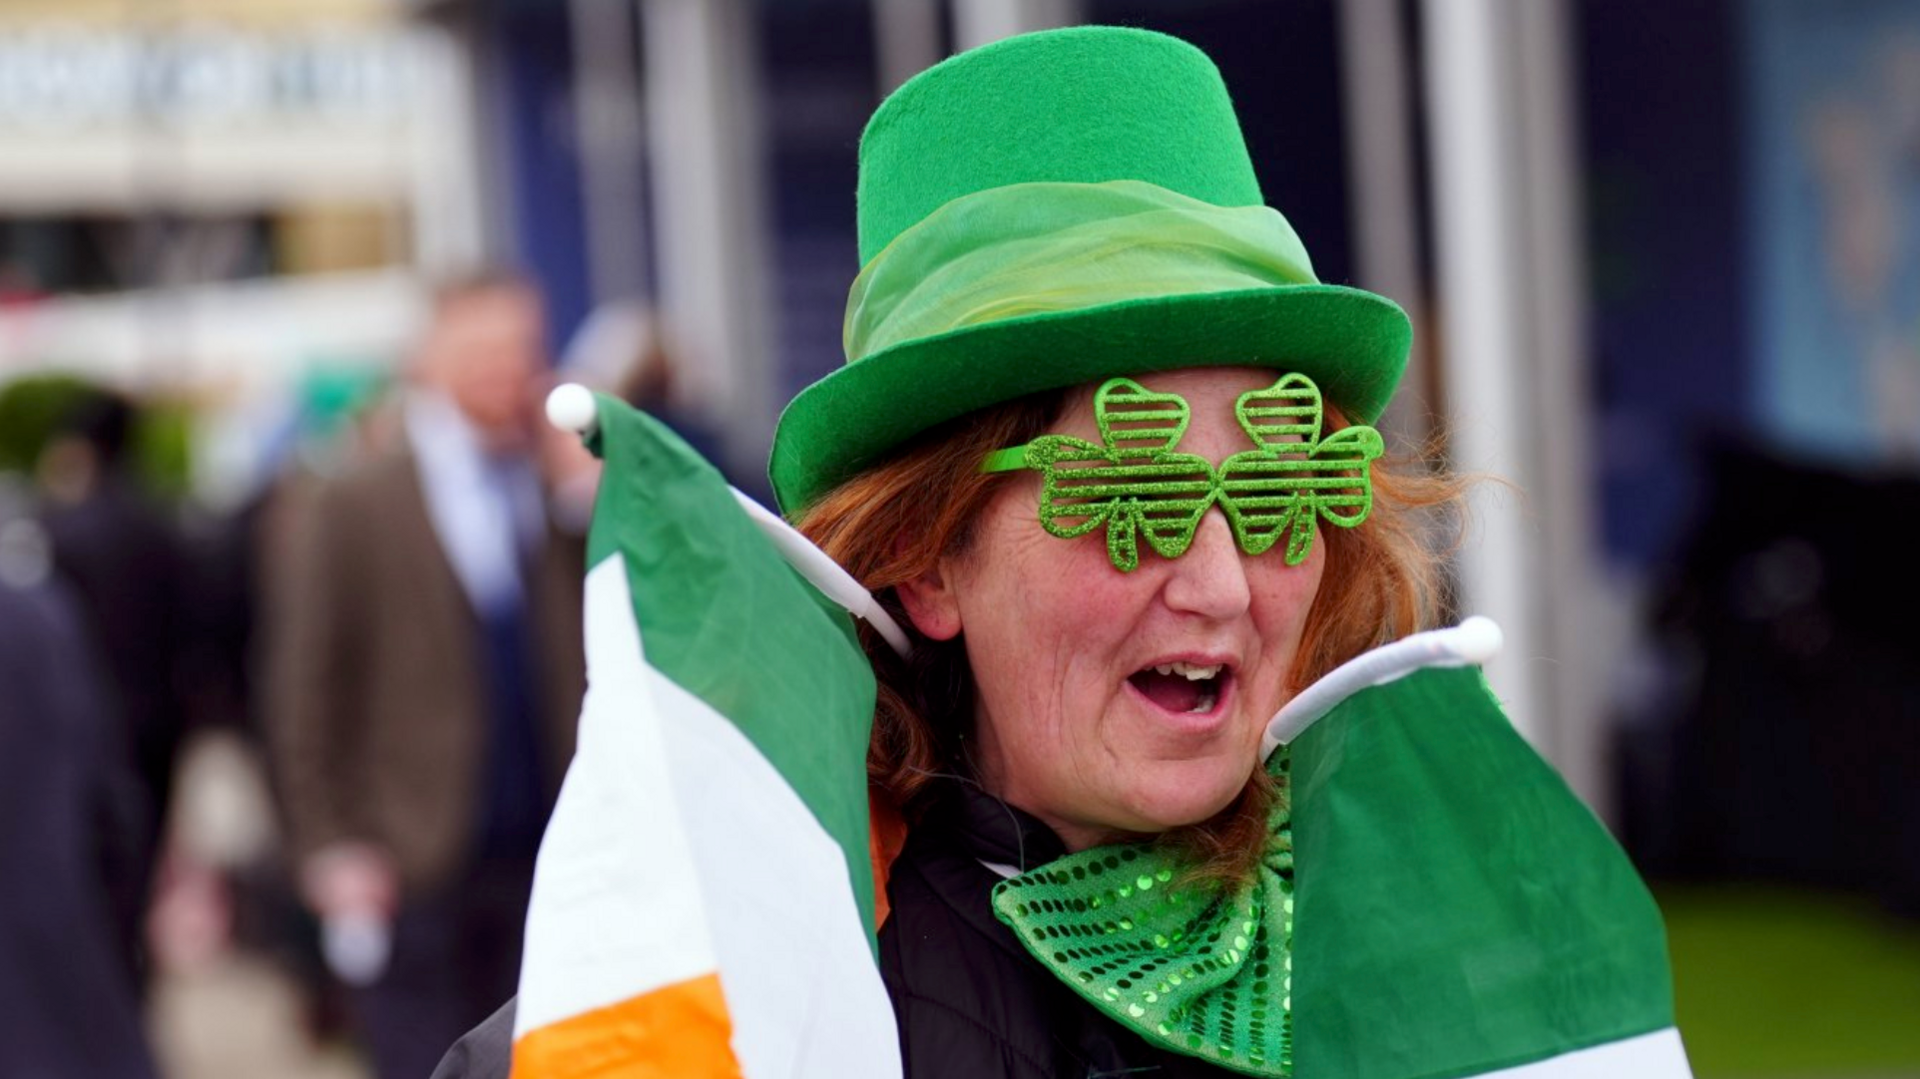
[1185,690,1218,714]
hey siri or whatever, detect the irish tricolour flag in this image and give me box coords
[1268,623,1694,1079]
[510,391,902,1079]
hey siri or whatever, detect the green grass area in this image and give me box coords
[1660,885,1920,1077]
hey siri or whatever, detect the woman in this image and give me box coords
[770,26,1452,1079]
[435,24,1454,1079]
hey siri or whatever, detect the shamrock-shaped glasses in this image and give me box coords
[980,374,1384,572]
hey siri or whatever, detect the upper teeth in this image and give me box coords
[1153,662,1221,681]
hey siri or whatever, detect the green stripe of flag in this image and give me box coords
[1290,666,1674,1079]
[585,395,880,942]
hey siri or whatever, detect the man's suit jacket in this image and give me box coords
[267,446,586,895]
[0,578,157,1079]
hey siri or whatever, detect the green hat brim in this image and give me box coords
[770,282,1410,513]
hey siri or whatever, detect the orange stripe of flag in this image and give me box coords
[511,972,742,1079]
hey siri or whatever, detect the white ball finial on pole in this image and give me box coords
[546,382,599,436]
[1451,616,1505,665]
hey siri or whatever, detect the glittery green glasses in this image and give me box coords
[980,374,1384,572]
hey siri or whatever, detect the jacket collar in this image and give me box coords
[923,781,1069,876]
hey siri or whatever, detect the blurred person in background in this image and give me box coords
[549,299,734,502]
[265,271,586,1079]
[35,388,188,982]
[0,488,158,1079]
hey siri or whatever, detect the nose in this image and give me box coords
[1161,509,1252,621]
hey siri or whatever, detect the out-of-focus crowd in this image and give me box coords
[0,273,706,1079]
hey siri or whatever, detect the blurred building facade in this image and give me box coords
[0,0,478,501]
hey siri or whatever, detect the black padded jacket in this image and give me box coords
[878,783,1225,1079]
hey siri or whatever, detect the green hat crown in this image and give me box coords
[855,27,1262,264]
[770,26,1411,513]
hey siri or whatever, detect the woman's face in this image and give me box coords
[900,367,1327,850]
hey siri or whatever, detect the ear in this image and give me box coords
[895,561,964,641]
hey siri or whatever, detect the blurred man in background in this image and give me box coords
[266,272,586,1079]
[36,390,188,974]
[0,490,158,1079]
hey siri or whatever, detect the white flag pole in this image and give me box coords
[1262,616,1504,758]
[546,383,915,660]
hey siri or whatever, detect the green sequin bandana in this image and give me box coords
[981,373,1383,571]
[991,751,1296,1076]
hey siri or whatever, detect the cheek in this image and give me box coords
[969,540,1132,698]
[956,508,1145,748]
[1246,546,1328,692]
[1254,555,1323,626]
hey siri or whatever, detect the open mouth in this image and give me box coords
[1126,661,1230,716]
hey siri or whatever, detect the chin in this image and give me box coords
[1117,758,1256,834]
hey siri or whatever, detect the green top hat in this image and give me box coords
[769,26,1411,512]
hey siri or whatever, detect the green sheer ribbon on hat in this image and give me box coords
[844,179,1319,363]
[991,751,1297,1077]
